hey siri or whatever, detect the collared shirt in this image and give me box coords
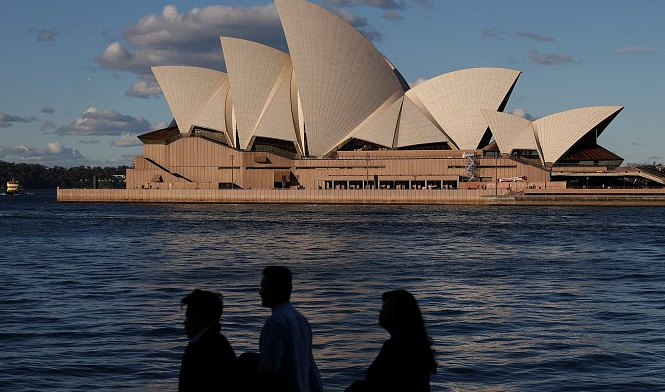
[259,302,322,392]
[188,326,210,345]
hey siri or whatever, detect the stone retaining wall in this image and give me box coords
[57,188,494,204]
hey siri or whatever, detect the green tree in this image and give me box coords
[0,161,128,189]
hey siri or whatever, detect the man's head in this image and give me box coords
[181,289,223,339]
[260,266,292,308]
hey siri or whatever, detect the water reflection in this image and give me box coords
[2,195,665,391]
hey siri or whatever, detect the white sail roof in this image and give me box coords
[195,81,230,135]
[397,94,450,148]
[152,66,229,136]
[408,68,521,150]
[252,63,298,146]
[275,0,405,157]
[534,106,623,164]
[481,110,539,157]
[221,37,293,150]
[347,95,403,149]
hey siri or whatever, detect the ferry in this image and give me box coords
[5,180,24,195]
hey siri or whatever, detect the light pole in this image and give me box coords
[230,154,234,189]
[366,153,370,190]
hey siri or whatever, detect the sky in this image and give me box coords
[1,0,664,167]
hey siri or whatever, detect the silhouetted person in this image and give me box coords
[255,266,322,392]
[179,289,237,392]
[346,290,437,392]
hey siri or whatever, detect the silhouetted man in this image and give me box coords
[258,266,322,392]
[179,289,237,392]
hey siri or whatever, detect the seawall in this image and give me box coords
[57,188,665,206]
[484,188,665,206]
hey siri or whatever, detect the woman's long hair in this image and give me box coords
[382,290,437,374]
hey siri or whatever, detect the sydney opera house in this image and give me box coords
[121,0,664,199]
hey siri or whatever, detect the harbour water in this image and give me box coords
[1,190,664,391]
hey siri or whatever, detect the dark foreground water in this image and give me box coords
[1,190,664,391]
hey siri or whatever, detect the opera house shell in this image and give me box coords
[126,0,644,193]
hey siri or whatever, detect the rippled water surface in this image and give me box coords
[1,190,664,391]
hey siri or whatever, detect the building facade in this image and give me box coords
[126,0,635,192]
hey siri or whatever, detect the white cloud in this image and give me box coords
[162,5,179,20]
[95,4,286,78]
[126,79,163,98]
[511,108,536,121]
[98,42,132,70]
[0,142,88,167]
[152,121,170,130]
[111,134,143,147]
[0,142,136,167]
[512,108,527,118]
[94,1,397,93]
[94,4,291,98]
[46,142,63,154]
[410,77,428,87]
[55,107,151,136]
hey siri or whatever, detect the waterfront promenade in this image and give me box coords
[57,188,665,206]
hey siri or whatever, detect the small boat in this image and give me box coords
[5,179,24,195]
[498,176,527,183]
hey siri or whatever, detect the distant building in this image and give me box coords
[126,0,662,192]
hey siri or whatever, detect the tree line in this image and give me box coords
[1,161,128,189]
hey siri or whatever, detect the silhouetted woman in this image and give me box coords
[346,290,436,392]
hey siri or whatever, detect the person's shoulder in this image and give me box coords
[205,330,236,356]
[199,327,228,345]
[218,332,234,348]
[198,328,218,341]
[294,307,310,323]
[284,303,312,325]
[382,337,411,354]
[271,302,298,319]
[263,312,287,330]
[274,301,295,311]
